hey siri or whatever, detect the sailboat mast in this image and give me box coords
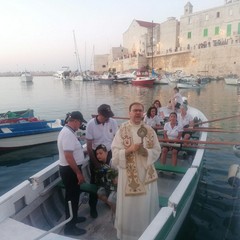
[90,45,95,72]
[152,20,154,71]
[85,41,86,72]
[73,30,82,74]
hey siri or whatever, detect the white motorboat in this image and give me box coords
[53,67,72,81]
[99,73,115,84]
[224,74,240,85]
[20,71,33,82]
[0,119,63,149]
[114,71,136,83]
[0,106,208,240]
[71,73,84,81]
[177,82,202,89]
[154,75,170,85]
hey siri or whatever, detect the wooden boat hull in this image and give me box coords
[0,106,208,240]
[140,106,208,240]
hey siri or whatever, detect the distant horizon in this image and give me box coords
[0,0,224,72]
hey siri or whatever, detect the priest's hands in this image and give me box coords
[126,143,148,157]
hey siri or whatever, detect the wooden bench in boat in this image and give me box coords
[60,181,168,208]
[59,181,98,194]
[79,183,98,194]
[154,162,188,174]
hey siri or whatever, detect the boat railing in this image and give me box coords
[0,180,36,222]
[29,161,61,195]
[168,168,198,215]
[139,207,174,240]
[139,168,198,240]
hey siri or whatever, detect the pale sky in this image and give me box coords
[0,0,224,72]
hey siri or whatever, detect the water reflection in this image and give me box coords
[20,81,34,90]
[0,142,58,166]
[237,86,240,96]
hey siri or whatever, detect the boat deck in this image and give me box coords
[57,149,194,239]
[61,201,118,240]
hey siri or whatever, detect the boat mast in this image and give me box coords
[73,30,82,74]
[90,45,95,72]
[151,20,154,72]
[85,41,86,72]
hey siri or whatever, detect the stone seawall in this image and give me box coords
[151,44,240,76]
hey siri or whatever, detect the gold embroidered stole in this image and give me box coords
[120,121,158,196]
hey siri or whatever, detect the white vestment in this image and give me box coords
[111,121,161,240]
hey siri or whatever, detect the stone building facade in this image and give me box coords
[94,0,240,76]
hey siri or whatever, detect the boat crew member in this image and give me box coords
[177,104,194,143]
[111,102,161,240]
[161,112,183,166]
[58,111,87,236]
[168,87,183,111]
[143,106,163,131]
[86,104,118,218]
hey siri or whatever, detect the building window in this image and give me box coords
[238,23,240,34]
[187,32,191,39]
[216,12,220,18]
[227,24,232,36]
[215,26,220,35]
[203,28,208,37]
[188,17,192,24]
[205,14,209,21]
[229,9,233,16]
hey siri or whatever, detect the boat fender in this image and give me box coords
[228,164,240,188]
[233,145,240,158]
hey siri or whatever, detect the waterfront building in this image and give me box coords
[94,54,109,73]
[94,1,240,76]
[180,0,240,53]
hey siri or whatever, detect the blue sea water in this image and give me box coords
[0,76,240,239]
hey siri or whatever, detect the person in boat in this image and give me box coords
[160,112,183,166]
[58,111,87,236]
[143,106,163,131]
[177,104,194,143]
[152,99,165,122]
[111,102,161,240]
[168,87,183,111]
[94,144,118,214]
[86,104,118,218]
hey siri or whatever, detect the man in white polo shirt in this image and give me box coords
[86,104,118,218]
[58,111,87,236]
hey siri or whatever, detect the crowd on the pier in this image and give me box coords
[57,86,194,239]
